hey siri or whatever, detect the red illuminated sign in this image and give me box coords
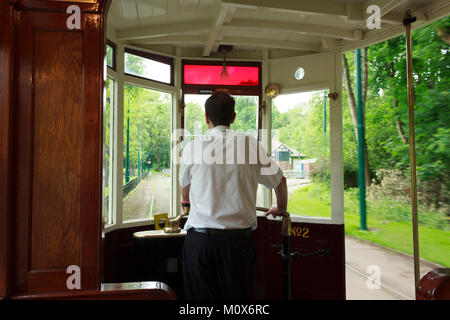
[183,65,259,86]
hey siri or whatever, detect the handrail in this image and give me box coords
[12,281,177,300]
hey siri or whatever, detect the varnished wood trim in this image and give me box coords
[0,0,14,300]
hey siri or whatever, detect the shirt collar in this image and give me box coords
[205,125,231,136]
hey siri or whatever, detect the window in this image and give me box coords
[183,94,264,206]
[272,90,331,218]
[122,84,172,222]
[106,40,116,70]
[125,48,174,85]
[103,77,115,226]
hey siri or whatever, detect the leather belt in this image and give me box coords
[189,227,252,237]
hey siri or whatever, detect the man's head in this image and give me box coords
[205,92,236,127]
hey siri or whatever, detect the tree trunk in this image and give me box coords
[343,52,371,186]
[342,54,359,142]
[394,99,408,144]
[362,47,368,107]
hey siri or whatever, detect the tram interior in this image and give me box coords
[1,0,449,301]
[103,0,347,300]
[101,0,448,300]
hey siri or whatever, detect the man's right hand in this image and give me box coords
[266,176,288,218]
[264,206,286,218]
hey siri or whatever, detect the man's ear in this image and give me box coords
[205,113,210,125]
[230,112,237,124]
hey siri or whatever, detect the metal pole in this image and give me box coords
[125,99,130,183]
[138,126,141,177]
[323,90,327,155]
[404,10,420,295]
[355,49,367,230]
[323,90,327,134]
[282,235,291,300]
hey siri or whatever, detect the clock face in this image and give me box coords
[294,67,305,80]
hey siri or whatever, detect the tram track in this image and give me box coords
[345,263,413,300]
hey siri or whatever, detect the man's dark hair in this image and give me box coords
[205,92,235,126]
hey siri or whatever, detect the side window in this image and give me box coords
[272,90,331,219]
[106,41,115,70]
[103,77,115,226]
[122,84,172,222]
[124,49,173,85]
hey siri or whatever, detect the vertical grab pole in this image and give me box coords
[125,98,130,183]
[355,49,367,230]
[323,90,327,155]
[281,213,292,300]
[404,10,420,295]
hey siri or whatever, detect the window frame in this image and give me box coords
[104,45,179,233]
[124,47,175,86]
[103,76,116,227]
[121,81,175,224]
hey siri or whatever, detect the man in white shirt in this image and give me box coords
[179,92,288,300]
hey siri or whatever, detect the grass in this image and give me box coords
[288,182,450,267]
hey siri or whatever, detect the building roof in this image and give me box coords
[271,139,306,158]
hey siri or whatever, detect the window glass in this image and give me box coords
[123,84,172,221]
[184,65,259,86]
[103,77,115,226]
[106,43,114,69]
[272,90,331,218]
[125,51,172,84]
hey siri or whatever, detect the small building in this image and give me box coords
[271,139,316,178]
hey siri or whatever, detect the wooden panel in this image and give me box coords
[0,0,14,300]
[31,30,83,270]
[12,8,104,294]
[252,218,346,300]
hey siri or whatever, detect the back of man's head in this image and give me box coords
[205,92,235,127]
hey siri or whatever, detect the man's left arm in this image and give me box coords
[181,184,190,202]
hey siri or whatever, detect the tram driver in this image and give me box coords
[179,91,288,300]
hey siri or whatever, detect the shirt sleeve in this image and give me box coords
[257,142,284,189]
[179,142,192,188]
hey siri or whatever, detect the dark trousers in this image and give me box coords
[181,229,256,300]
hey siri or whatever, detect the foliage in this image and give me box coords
[124,83,171,172]
[288,182,450,266]
[272,92,329,160]
[341,16,450,211]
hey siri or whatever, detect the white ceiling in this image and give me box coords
[107,0,450,59]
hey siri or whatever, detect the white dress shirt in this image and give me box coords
[179,125,283,230]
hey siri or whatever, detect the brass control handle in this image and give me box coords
[256,207,291,237]
[164,202,190,233]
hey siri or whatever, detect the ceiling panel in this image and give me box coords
[107,0,450,57]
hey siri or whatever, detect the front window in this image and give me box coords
[183,94,264,206]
